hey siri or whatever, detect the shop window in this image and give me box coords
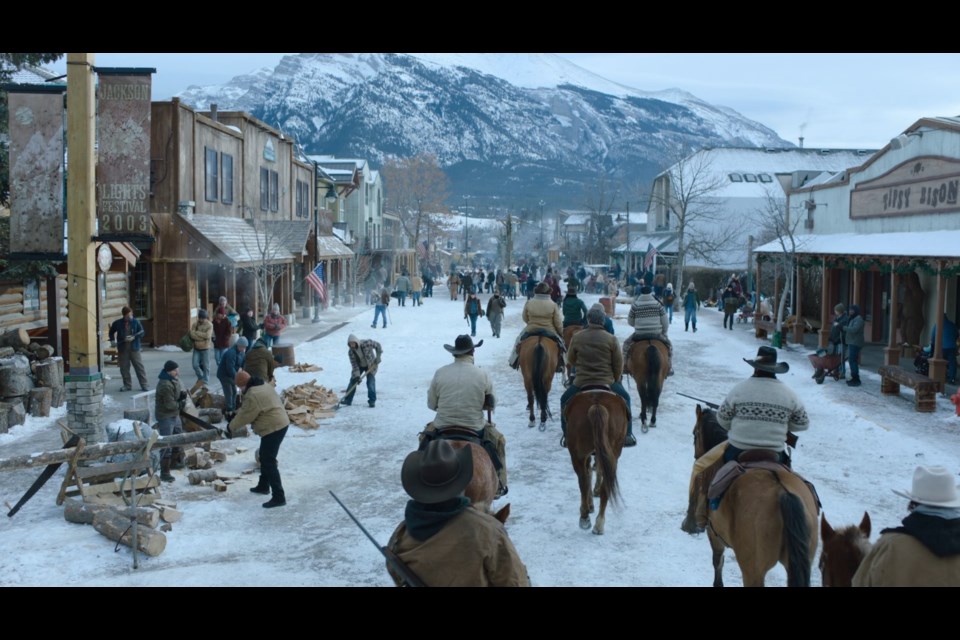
[260,167,269,211]
[759,173,773,183]
[132,261,152,319]
[221,153,234,205]
[270,171,279,212]
[23,279,40,312]
[204,147,218,201]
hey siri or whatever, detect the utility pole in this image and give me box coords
[463,195,470,262]
[65,53,105,443]
[539,200,545,257]
[625,201,630,275]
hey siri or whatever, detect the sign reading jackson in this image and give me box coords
[850,157,960,219]
[96,73,152,238]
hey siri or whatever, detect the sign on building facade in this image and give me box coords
[850,157,960,219]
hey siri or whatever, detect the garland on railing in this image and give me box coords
[756,252,956,276]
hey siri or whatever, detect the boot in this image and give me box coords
[685,323,689,332]
[170,448,185,471]
[250,476,270,495]
[160,458,175,483]
[263,492,286,508]
[624,432,637,447]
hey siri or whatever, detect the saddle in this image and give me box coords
[420,425,504,474]
[707,459,822,513]
[562,387,625,421]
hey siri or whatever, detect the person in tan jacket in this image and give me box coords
[190,309,214,383]
[508,282,564,371]
[229,370,291,508]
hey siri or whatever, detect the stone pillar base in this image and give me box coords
[65,375,105,444]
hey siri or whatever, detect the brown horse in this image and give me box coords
[819,512,872,587]
[562,324,584,384]
[446,439,510,524]
[564,390,628,534]
[519,335,559,430]
[690,406,820,587]
[628,339,670,432]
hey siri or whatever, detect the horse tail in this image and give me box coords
[589,402,620,505]
[533,340,549,413]
[780,490,812,587]
[645,344,661,406]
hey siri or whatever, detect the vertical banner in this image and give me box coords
[95,69,153,239]
[6,85,67,258]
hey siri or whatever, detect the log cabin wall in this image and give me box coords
[0,277,68,332]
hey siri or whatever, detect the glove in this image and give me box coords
[178,390,188,402]
[125,335,134,342]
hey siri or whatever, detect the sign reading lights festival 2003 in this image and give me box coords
[96,70,153,239]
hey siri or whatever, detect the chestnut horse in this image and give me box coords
[564,389,628,534]
[819,512,872,587]
[628,339,670,432]
[446,439,510,524]
[690,406,820,587]
[562,325,584,385]
[519,335,559,430]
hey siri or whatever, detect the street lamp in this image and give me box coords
[625,201,630,275]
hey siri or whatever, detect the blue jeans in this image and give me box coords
[218,375,238,411]
[372,304,387,327]
[468,313,478,336]
[412,291,421,305]
[667,305,673,323]
[156,416,183,460]
[345,369,376,405]
[684,307,697,328]
[192,348,210,382]
[560,382,632,436]
[214,348,226,366]
[261,334,275,348]
[397,291,407,306]
[847,344,862,380]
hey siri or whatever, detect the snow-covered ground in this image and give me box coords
[0,288,957,587]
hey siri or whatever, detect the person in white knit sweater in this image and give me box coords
[622,284,673,376]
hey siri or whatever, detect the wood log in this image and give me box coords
[33,344,55,360]
[0,429,220,472]
[157,505,181,523]
[198,408,223,424]
[92,510,166,557]
[271,344,295,367]
[0,366,34,397]
[0,329,29,349]
[0,346,14,358]
[208,450,227,463]
[187,469,219,484]
[63,499,160,528]
[2,401,26,428]
[27,387,51,417]
[213,480,227,492]
[35,357,64,388]
[49,385,65,408]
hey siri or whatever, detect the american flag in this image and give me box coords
[306,262,327,302]
[643,242,658,270]
[416,240,429,262]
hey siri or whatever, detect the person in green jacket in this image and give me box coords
[561,285,588,328]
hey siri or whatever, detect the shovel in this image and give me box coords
[336,371,367,410]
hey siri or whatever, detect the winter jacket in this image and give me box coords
[428,355,494,430]
[387,501,530,587]
[212,314,233,349]
[394,275,412,293]
[931,316,959,351]
[411,275,423,292]
[217,344,246,380]
[229,382,290,438]
[108,316,145,352]
[568,324,622,387]
[486,296,506,321]
[244,340,276,382]
[717,376,809,453]
[562,295,589,328]
[662,287,676,308]
[155,371,185,420]
[628,292,668,336]
[263,312,287,338]
[853,513,960,587]
[722,289,740,313]
[830,314,849,346]
[240,314,260,343]
[683,290,701,310]
[522,294,563,336]
[189,319,214,350]
[349,338,383,378]
[843,313,865,348]
[464,296,483,318]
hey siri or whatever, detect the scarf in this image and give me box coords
[881,511,960,557]
[404,497,470,541]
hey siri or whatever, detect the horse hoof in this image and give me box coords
[641,423,649,434]
[681,516,705,535]
[592,526,604,536]
[538,422,547,432]
[528,421,536,429]
[579,517,591,530]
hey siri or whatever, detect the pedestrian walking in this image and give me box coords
[486,291,506,338]
[189,309,214,384]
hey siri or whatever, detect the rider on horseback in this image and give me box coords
[560,305,635,447]
[683,346,810,534]
[622,284,673,376]
[422,335,509,498]
[509,281,566,373]
[562,284,588,328]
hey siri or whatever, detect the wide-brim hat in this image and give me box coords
[401,440,474,504]
[743,345,789,374]
[893,465,960,508]
[444,334,483,355]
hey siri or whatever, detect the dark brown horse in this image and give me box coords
[819,512,872,587]
[690,406,819,587]
[519,335,559,430]
[446,438,510,524]
[562,324,584,385]
[628,339,670,432]
[564,389,628,534]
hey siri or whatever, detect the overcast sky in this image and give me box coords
[50,53,960,150]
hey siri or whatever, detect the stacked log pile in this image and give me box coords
[280,379,340,429]
[0,329,65,432]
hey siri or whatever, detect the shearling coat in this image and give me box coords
[229,383,289,438]
[852,513,960,587]
[567,325,622,387]
[428,356,494,430]
[189,319,214,350]
[522,293,562,336]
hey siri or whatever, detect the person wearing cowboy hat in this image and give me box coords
[509,281,565,372]
[422,335,508,497]
[853,465,960,586]
[385,439,530,587]
[681,346,809,534]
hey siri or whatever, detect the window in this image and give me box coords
[759,173,773,183]
[132,261,152,319]
[728,173,742,182]
[269,170,279,212]
[221,153,234,205]
[23,279,40,312]
[260,167,269,211]
[204,147,218,201]
[743,173,758,183]
[296,180,310,218]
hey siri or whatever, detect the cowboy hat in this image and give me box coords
[743,345,789,374]
[444,334,483,355]
[893,465,960,508]
[401,439,473,504]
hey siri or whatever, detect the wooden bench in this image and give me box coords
[754,319,787,342]
[878,365,937,412]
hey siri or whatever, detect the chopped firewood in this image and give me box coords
[188,469,219,485]
[280,380,341,429]
[288,363,322,372]
[158,506,182,523]
[160,523,173,532]
[212,480,227,492]
[208,450,227,463]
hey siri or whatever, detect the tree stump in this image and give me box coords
[1,401,26,429]
[0,366,35,398]
[92,509,166,557]
[49,386,65,409]
[0,329,29,349]
[35,357,64,388]
[27,387,52,417]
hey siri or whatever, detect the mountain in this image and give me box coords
[177,53,793,210]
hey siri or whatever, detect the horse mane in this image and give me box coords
[698,408,728,451]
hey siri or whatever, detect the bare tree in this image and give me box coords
[582,173,620,264]
[751,189,804,334]
[236,216,305,317]
[381,153,450,271]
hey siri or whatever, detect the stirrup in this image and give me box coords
[560,435,566,448]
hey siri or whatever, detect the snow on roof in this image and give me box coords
[754,230,960,260]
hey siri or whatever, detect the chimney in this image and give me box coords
[210,103,218,122]
[798,136,804,149]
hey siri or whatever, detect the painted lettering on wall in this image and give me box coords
[851,157,960,219]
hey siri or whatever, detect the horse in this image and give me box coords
[562,324,584,384]
[564,389,628,535]
[819,512,872,587]
[628,338,670,432]
[689,405,820,587]
[519,335,559,430]
[442,437,510,524]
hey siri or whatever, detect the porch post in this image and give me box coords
[792,259,804,344]
[754,257,764,339]
[885,264,901,366]
[928,261,948,391]
[818,257,830,350]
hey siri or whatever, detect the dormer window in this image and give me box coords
[728,173,743,182]
[743,173,758,183]
[758,173,773,183]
